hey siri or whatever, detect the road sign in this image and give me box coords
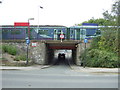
[60,34,64,39]
[26,39,30,45]
[31,42,37,47]
[84,39,88,43]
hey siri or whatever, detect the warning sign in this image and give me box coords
[60,34,64,39]
[31,42,37,47]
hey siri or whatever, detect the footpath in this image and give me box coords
[0,65,119,74]
[0,65,51,70]
[71,65,119,74]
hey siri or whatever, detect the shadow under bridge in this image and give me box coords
[44,40,81,65]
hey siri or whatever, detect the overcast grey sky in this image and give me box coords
[0,0,114,26]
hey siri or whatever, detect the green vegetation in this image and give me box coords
[80,0,119,68]
[14,55,27,61]
[2,45,17,55]
[77,0,119,26]
[77,18,115,26]
[80,36,119,68]
[2,44,29,62]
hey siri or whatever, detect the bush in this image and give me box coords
[14,55,27,61]
[80,49,119,68]
[2,45,17,55]
[2,45,8,52]
[90,36,101,49]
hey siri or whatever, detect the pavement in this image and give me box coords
[71,65,119,74]
[0,65,51,70]
[0,65,119,74]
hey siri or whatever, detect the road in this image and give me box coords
[2,62,118,88]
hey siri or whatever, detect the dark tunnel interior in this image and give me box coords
[47,49,76,66]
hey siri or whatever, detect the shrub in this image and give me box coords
[2,45,17,55]
[80,49,119,68]
[14,55,27,61]
[90,36,101,49]
[2,45,8,52]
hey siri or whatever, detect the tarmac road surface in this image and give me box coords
[2,61,118,88]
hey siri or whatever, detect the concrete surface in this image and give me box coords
[0,65,119,74]
[0,65,50,70]
[71,65,119,73]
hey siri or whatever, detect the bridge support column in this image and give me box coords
[72,49,76,64]
[76,44,81,65]
[30,42,48,65]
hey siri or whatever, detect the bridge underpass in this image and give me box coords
[44,41,81,66]
[2,40,88,66]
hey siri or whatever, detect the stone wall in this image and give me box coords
[2,41,91,65]
[75,42,90,65]
[2,41,48,65]
[30,42,48,65]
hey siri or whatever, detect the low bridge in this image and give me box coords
[2,40,91,65]
[46,40,79,49]
[30,40,90,65]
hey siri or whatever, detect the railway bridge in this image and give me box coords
[30,40,90,65]
[2,39,90,66]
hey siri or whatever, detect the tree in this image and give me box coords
[77,18,112,26]
[78,0,120,26]
[103,0,120,26]
[80,0,120,68]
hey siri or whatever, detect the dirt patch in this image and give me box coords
[1,53,33,66]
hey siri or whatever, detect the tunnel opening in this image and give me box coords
[47,49,76,66]
[31,41,81,66]
[45,41,80,66]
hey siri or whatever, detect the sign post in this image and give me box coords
[26,37,30,65]
[14,22,33,65]
[83,38,88,68]
[60,34,64,42]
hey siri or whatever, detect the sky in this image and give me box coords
[0,0,114,26]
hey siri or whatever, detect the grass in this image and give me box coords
[14,55,27,61]
[2,44,17,55]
